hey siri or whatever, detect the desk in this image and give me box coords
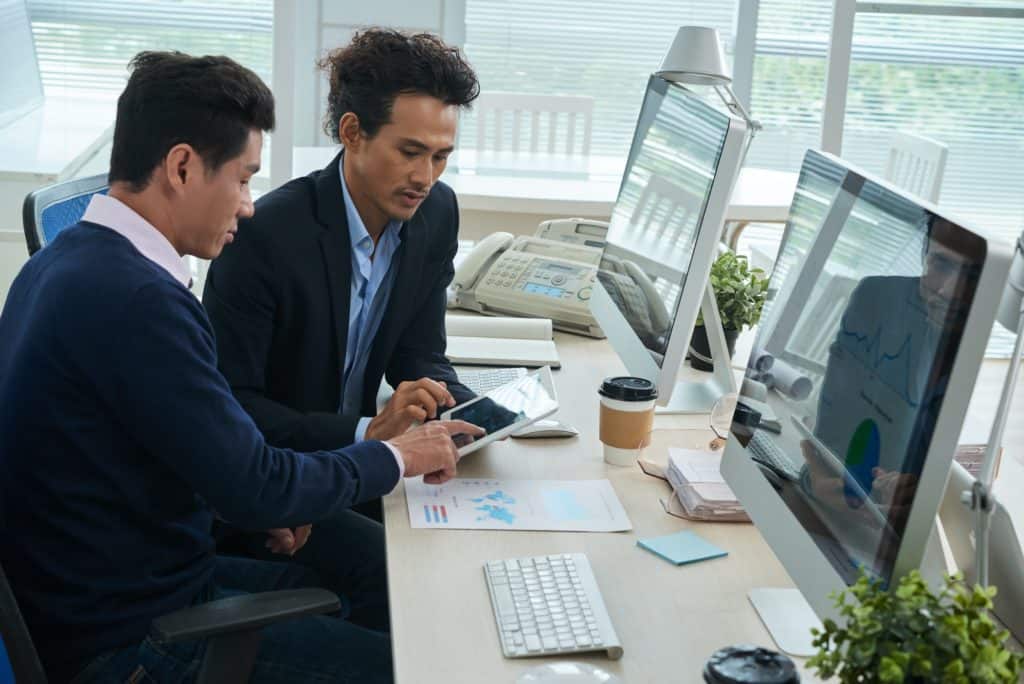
[292,147,798,228]
[382,332,814,682]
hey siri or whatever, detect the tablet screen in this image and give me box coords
[449,372,558,434]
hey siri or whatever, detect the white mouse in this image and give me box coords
[511,419,580,439]
[516,662,623,684]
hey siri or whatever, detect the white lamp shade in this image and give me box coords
[656,26,731,86]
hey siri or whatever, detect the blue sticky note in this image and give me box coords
[637,531,727,566]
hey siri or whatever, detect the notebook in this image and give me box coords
[445,315,560,368]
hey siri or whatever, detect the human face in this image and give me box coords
[341,93,457,231]
[175,129,262,259]
[920,239,963,325]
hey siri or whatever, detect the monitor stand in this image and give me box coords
[748,522,949,657]
[656,285,737,415]
[747,588,821,657]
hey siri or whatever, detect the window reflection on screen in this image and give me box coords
[597,76,730,363]
[731,150,985,587]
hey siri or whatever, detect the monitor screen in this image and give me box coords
[731,149,986,587]
[596,77,730,364]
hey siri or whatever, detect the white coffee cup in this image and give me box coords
[598,377,658,466]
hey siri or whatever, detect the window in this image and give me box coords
[27,0,272,100]
[462,0,739,158]
[746,1,1024,356]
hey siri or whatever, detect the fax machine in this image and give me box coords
[450,219,669,339]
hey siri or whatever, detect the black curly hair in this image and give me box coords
[318,28,479,141]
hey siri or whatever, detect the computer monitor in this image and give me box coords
[721,149,1011,652]
[589,75,748,413]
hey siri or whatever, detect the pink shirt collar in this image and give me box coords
[81,194,192,289]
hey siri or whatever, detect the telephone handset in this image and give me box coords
[596,253,672,350]
[451,231,604,337]
[450,221,670,339]
[452,232,515,293]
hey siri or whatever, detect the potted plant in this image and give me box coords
[690,251,769,371]
[809,570,1024,683]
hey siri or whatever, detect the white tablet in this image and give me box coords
[442,366,559,457]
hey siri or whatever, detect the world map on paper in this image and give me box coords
[471,490,517,524]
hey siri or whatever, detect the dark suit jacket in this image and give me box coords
[203,152,473,451]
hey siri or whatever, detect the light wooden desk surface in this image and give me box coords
[382,332,815,682]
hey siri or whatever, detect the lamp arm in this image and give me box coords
[714,84,762,134]
[967,291,1024,587]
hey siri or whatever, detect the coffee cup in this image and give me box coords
[598,377,658,466]
[703,644,799,683]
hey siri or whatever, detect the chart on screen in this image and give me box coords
[405,478,632,532]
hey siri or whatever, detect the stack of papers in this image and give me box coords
[666,448,748,522]
[445,315,560,368]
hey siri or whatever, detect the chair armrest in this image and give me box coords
[150,588,341,644]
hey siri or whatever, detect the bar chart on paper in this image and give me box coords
[405,478,632,532]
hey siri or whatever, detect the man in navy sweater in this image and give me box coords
[0,51,480,683]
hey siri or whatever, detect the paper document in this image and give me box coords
[405,478,632,532]
[445,315,560,367]
[666,448,747,521]
[446,315,552,340]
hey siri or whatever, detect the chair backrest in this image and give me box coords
[22,173,109,256]
[630,174,703,243]
[474,92,594,156]
[884,131,948,204]
[787,270,859,374]
[0,561,47,684]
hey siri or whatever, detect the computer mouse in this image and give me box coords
[516,662,623,684]
[511,419,580,439]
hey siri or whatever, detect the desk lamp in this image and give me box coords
[655,26,761,136]
[970,228,1024,587]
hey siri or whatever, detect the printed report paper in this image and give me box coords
[405,478,632,532]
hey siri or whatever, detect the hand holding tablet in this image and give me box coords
[441,366,559,457]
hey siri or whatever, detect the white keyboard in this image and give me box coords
[484,553,623,660]
[458,366,528,395]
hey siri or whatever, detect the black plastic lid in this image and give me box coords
[598,376,658,402]
[703,645,799,684]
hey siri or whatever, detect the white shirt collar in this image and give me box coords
[81,194,192,288]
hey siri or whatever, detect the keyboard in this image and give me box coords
[484,553,624,660]
[457,366,528,395]
[748,431,803,481]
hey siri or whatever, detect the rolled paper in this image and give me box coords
[769,358,813,401]
[740,377,768,402]
[749,346,774,372]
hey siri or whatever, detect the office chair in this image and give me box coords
[474,92,594,156]
[0,558,340,683]
[21,173,109,256]
[884,131,948,204]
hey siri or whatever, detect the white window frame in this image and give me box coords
[820,1,1024,155]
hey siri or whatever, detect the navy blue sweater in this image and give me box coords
[0,223,400,681]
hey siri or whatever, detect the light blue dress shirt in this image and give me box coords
[338,157,402,440]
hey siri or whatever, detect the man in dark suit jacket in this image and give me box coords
[203,29,480,629]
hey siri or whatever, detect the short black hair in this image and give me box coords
[319,28,479,141]
[109,51,275,191]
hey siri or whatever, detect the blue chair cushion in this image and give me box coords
[40,187,109,246]
[0,638,14,684]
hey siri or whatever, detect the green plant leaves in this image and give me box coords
[696,251,770,331]
[809,570,1024,683]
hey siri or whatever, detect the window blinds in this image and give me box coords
[26,0,272,97]
[462,0,739,158]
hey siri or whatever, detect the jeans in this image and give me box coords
[71,546,393,682]
[215,509,390,632]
